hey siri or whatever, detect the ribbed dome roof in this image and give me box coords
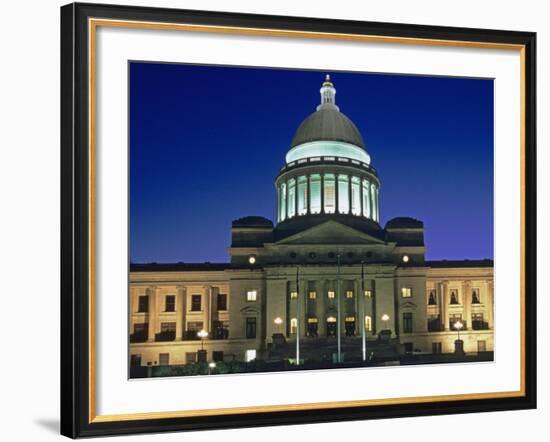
[291,108,365,149]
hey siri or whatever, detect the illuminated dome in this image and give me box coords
[275,75,380,226]
[290,108,365,149]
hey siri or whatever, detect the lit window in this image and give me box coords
[279,183,287,221]
[362,179,371,218]
[246,290,257,301]
[298,176,308,215]
[327,290,335,299]
[364,290,372,297]
[245,349,257,362]
[365,315,372,331]
[309,174,321,214]
[324,174,335,213]
[351,176,361,215]
[338,175,349,214]
[290,318,298,334]
[308,291,317,299]
[327,316,337,323]
[371,183,377,222]
[346,290,354,299]
[288,178,296,218]
[290,291,298,299]
[401,287,412,298]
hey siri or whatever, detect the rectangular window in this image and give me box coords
[130,354,141,366]
[191,294,202,311]
[472,288,481,304]
[472,313,488,330]
[338,174,349,214]
[138,295,148,313]
[185,321,203,340]
[351,176,361,215]
[287,178,296,218]
[308,291,317,299]
[217,293,227,311]
[403,312,413,333]
[324,174,335,213]
[246,290,257,301]
[401,287,412,298]
[245,349,257,362]
[213,351,224,362]
[159,353,170,366]
[298,176,308,215]
[160,322,176,333]
[427,315,441,332]
[309,174,321,214]
[246,317,257,339]
[133,323,147,334]
[364,290,372,297]
[290,318,298,334]
[290,291,298,299]
[362,179,371,218]
[327,290,335,299]
[346,290,353,299]
[185,352,197,364]
[365,315,372,332]
[432,342,442,354]
[164,295,175,312]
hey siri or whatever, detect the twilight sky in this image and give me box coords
[130,62,493,263]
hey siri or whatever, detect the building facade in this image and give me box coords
[129,76,493,369]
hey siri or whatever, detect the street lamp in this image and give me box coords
[208,361,216,375]
[454,320,464,341]
[381,314,390,330]
[274,317,283,333]
[197,329,208,350]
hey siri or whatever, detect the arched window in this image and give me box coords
[428,290,437,305]
[351,176,361,215]
[287,178,296,218]
[324,174,335,213]
[338,174,349,214]
[309,174,321,214]
[297,176,308,215]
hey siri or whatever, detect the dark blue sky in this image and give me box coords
[130,62,493,263]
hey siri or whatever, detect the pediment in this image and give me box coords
[275,220,386,246]
[401,301,418,309]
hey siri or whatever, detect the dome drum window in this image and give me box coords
[277,172,379,223]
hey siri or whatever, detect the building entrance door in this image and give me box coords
[326,319,337,337]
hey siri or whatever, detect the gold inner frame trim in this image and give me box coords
[87,17,527,424]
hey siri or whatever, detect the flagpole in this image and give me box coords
[337,253,341,363]
[361,261,366,362]
[296,266,300,366]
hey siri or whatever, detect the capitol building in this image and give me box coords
[129,75,494,371]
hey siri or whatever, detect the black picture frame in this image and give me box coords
[60,2,537,438]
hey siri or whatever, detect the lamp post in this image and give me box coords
[381,314,390,330]
[197,329,208,351]
[208,361,216,375]
[336,253,342,363]
[454,320,464,341]
[274,317,283,333]
[295,267,300,366]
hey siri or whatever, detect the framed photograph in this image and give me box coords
[60,2,537,438]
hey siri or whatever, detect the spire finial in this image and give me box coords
[318,74,338,111]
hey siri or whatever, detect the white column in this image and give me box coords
[147,286,158,342]
[175,286,185,340]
